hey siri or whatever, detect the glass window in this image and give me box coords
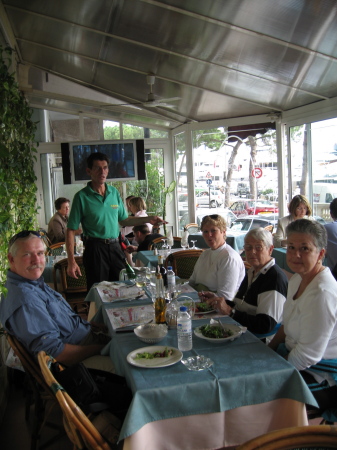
[311,118,337,222]
[103,120,121,139]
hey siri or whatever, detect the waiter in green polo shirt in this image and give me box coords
[66,152,165,290]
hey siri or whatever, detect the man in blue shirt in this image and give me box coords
[0,231,113,371]
[66,152,164,289]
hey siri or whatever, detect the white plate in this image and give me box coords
[127,346,183,368]
[194,323,242,343]
[194,308,216,315]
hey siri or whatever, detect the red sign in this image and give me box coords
[251,168,263,178]
[206,172,212,178]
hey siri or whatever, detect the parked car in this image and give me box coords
[179,209,237,231]
[229,200,279,217]
[237,182,249,197]
[196,190,224,208]
[230,215,278,232]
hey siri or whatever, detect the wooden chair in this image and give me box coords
[236,424,337,450]
[264,224,274,233]
[38,351,113,450]
[148,236,182,250]
[53,256,89,317]
[165,249,203,279]
[6,333,63,450]
[184,223,199,234]
[38,228,52,249]
[48,242,66,256]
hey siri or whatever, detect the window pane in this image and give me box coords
[103,120,121,139]
[312,118,337,222]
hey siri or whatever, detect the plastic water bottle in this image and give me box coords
[177,306,192,351]
[167,266,176,296]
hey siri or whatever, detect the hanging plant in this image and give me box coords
[0,46,39,294]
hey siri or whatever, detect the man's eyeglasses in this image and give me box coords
[243,244,265,252]
[207,214,220,220]
[8,230,42,250]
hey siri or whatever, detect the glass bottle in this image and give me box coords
[124,258,136,279]
[155,273,167,324]
[157,254,167,286]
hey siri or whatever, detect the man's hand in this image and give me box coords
[149,216,168,226]
[67,259,82,279]
[125,245,138,253]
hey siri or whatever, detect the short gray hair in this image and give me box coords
[244,227,273,247]
[9,233,46,256]
[286,218,327,250]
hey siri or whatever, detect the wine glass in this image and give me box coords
[135,273,147,288]
[190,240,197,249]
[61,245,67,257]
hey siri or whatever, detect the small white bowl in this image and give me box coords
[134,324,168,344]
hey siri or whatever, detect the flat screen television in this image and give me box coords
[61,139,145,184]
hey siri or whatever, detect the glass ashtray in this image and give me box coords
[181,355,213,371]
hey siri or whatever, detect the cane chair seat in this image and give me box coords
[48,242,66,256]
[184,223,199,234]
[53,256,88,317]
[165,249,203,279]
[236,424,337,450]
[148,236,182,251]
[38,351,114,450]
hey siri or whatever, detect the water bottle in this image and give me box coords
[177,306,192,351]
[167,266,176,296]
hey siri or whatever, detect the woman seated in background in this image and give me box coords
[269,219,337,412]
[201,228,288,335]
[47,197,81,244]
[189,214,245,301]
[124,196,152,240]
[273,194,312,248]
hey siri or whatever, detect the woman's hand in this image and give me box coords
[199,292,232,315]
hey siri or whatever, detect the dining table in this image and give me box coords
[85,283,317,450]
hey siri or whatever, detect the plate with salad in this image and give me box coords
[194,302,216,315]
[194,323,242,343]
[127,346,183,368]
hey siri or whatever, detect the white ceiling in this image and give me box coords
[1,0,337,130]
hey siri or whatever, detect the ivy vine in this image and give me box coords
[0,46,39,294]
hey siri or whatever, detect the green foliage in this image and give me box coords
[0,46,39,293]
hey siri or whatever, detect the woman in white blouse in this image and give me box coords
[273,195,312,248]
[269,219,337,412]
[189,214,245,301]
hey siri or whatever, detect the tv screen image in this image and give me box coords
[61,139,146,184]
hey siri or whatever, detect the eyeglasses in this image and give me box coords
[243,244,265,252]
[204,214,220,220]
[8,230,42,250]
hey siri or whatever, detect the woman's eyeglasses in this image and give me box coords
[8,230,42,249]
[243,244,265,252]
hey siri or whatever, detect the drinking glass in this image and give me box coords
[135,272,147,288]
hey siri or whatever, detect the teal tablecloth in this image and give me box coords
[106,317,317,441]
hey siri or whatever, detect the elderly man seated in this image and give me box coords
[0,230,114,371]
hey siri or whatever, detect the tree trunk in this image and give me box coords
[299,125,308,196]
[224,140,243,207]
[248,135,257,199]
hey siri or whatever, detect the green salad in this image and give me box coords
[135,347,173,359]
[199,324,234,339]
[195,302,213,313]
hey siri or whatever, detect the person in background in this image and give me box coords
[273,194,312,248]
[128,196,153,233]
[324,198,337,271]
[66,153,164,290]
[189,214,245,300]
[269,219,337,412]
[47,197,82,244]
[202,228,288,335]
[121,195,135,237]
[125,225,163,266]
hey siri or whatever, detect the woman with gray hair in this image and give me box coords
[269,219,337,412]
[201,227,288,335]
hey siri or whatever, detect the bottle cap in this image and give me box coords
[180,306,187,312]
[168,266,172,270]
